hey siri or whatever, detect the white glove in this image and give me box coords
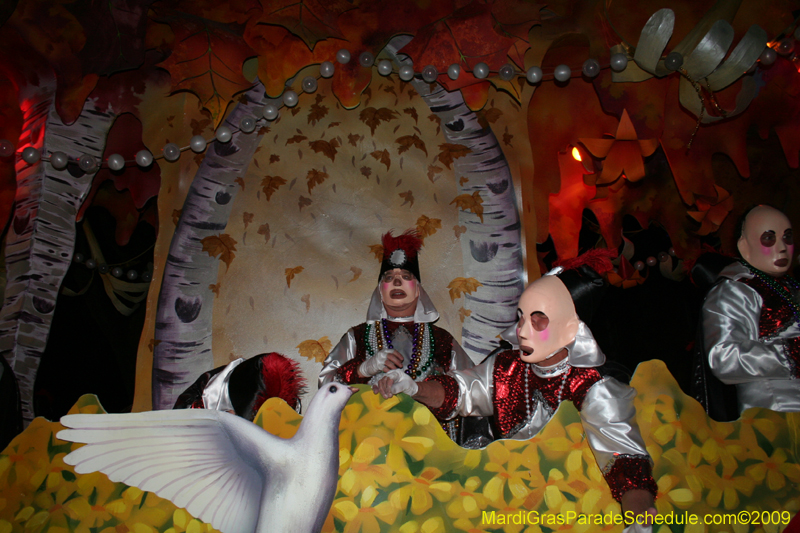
[385,369,419,396]
[359,348,392,377]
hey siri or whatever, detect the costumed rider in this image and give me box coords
[318,229,474,440]
[174,352,306,420]
[374,254,658,520]
[703,205,799,412]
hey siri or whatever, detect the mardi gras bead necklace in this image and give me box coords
[365,319,433,380]
[741,260,800,326]
[524,357,571,420]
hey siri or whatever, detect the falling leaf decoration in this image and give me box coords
[348,133,362,147]
[235,177,245,190]
[285,265,304,288]
[209,283,221,297]
[190,112,213,136]
[399,190,415,207]
[360,166,372,179]
[148,338,161,353]
[242,212,254,229]
[458,307,472,322]
[201,234,237,270]
[301,294,310,312]
[370,149,391,170]
[688,185,734,235]
[483,107,503,123]
[454,225,467,239]
[286,134,308,145]
[359,107,399,135]
[579,110,659,185]
[309,138,339,162]
[172,209,182,226]
[437,143,472,169]
[447,277,483,303]
[258,223,270,243]
[270,154,280,163]
[296,336,333,363]
[306,168,329,193]
[403,107,419,124]
[155,14,255,124]
[451,191,484,223]
[503,129,513,147]
[253,0,351,49]
[328,122,340,128]
[459,177,469,186]
[298,196,312,210]
[396,134,427,156]
[428,114,441,135]
[307,96,329,126]
[261,175,287,201]
[427,165,443,183]
[368,244,384,261]
[349,266,362,282]
[416,215,442,240]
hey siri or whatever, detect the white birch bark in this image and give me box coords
[386,40,524,360]
[152,82,271,410]
[0,71,114,423]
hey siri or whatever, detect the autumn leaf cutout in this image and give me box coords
[202,234,237,270]
[297,336,333,363]
[448,277,483,303]
[286,266,304,287]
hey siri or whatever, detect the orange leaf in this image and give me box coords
[254,0,351,49]
[298,196,312,210]
[399,190,415,207]
[258,223,270,243]
[416,215,442,239]
[243,212,254,229]
[202,234,237,270]
[450,191,484,223]
[370,149,391,171]
[209,283,221,296]
[286,266,304,288]
[396,134,427,156]
[454,225,467,239]
[261,176,287,201]
[483,107,503,123]
[360,166,372,179]
[307,95,329,126]
[458,307,472,322]
[235,177,245,190]
[348,133,362,147]
[172,209,182,226]
[296,336,333,363]
[148,338,161,352]
[447,277,483,303]
[437,143,472,169]
[286,134,307,145]
[359,107,399,135]
[368,244,384,261]
[427,165,443,183]
[301,294,311,312]
[349,266,362,282]
[309,138,339,162]
[403,107,419,124]
[306,169,329,193]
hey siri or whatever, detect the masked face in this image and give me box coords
[738,206,794,277]
[516,276,580,364]
[380,269,420,317]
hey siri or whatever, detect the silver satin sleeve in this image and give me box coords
[449,356,497,419]
[449,339,474,372]
[703,279,795,383]
[580,378,650,472]
[318,329,358,387]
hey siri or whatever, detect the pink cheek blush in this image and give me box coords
[537,328,549,341]
[761,246,774,255]
[381,282,391,290]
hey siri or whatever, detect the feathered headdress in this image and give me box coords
[380,229,423,281]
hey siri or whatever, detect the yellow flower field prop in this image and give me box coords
[2,360,800,533]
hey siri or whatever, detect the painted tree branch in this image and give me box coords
[0,70,114,423]
[152,81,272,410]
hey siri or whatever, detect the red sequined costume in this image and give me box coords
[704,261,800,412]
[425,321,657,502]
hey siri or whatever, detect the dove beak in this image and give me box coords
[349,387,359,394]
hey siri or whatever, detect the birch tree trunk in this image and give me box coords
[386,40,525,360]
[0,70,114,423]
[152,82,270,410]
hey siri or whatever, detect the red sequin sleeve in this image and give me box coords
[603,456,658,502]
[424,374,459,420]
[335,358,370,385]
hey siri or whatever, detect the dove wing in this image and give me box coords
[59,409,284,533]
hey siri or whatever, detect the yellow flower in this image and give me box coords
[694,423,743,471]
[446,477,488,520]
[651,404,694,454]
[390,467,455,515]
[340,437,393,496]
[338,393,403,453]
[696,465,754,510]
[541,422,592,475]
[745,447,800,491]
[483,442,541,505]
[332,486,397,533]
[653,474,697,513]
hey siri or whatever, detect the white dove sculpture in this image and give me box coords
[58,382,357,533]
